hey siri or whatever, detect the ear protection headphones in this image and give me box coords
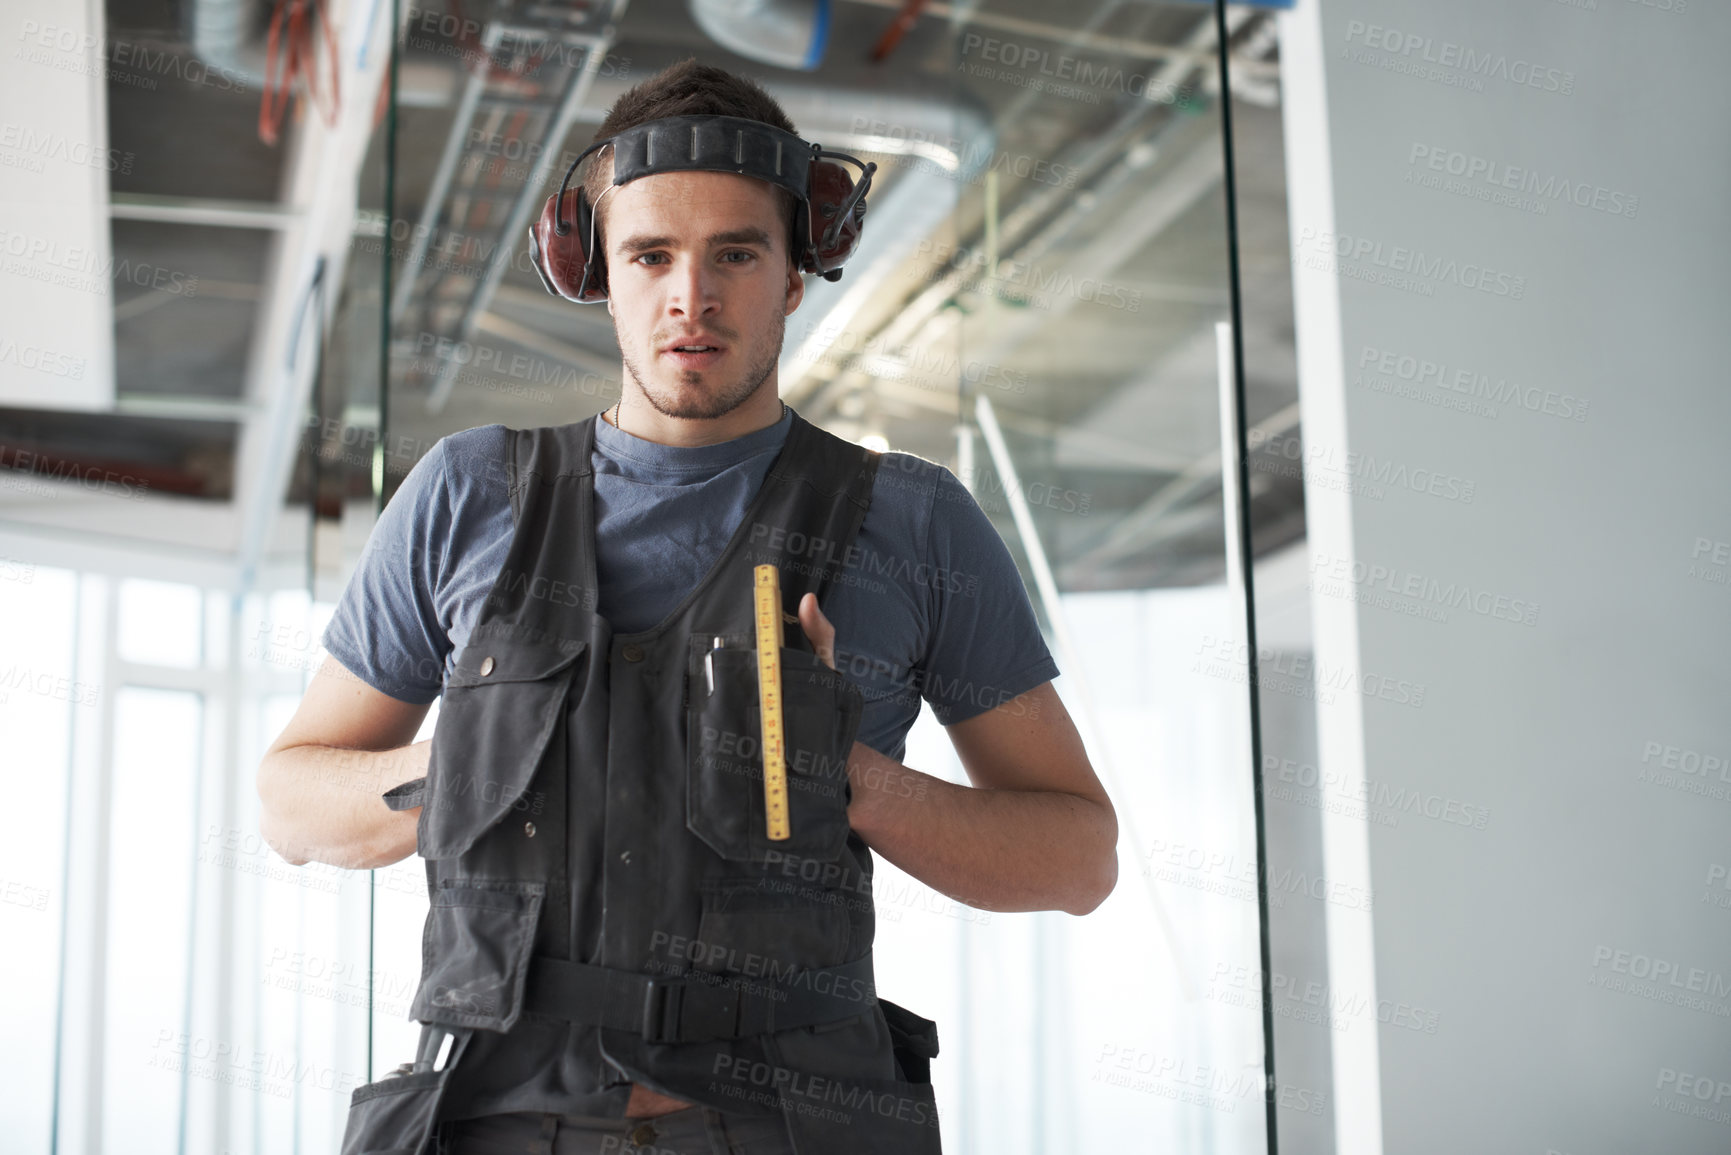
[527,114,877,303]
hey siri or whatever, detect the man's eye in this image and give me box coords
[631,250,756,266]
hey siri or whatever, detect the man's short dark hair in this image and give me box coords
[583,57,802,268]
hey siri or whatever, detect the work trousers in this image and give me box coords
[436,1106,796,1155]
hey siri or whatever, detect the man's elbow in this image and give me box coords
[256,804,312,867]
[1065,798,1120,915]
[256,754,317,867]
[1064,852,1118,916]
[258,816,312,867]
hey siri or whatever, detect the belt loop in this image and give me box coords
[642,976,681,1043]
[701,1106,731,1154]
[532,1112,559,1155]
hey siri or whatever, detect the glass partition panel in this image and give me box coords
[373,1,1275,1151]
[903,5,1274,1151]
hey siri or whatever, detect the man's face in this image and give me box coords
[602,169,804,421]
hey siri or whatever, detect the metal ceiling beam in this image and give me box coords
[424,24,622,414]
[380,2,629,415]
[110,193,301,230]
[113,395,263,421]
[836,0,1282,79]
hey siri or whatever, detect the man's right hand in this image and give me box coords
[257,655,433,870]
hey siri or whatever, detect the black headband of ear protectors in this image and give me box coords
[527,113,876,303]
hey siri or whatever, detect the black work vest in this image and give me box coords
[339,409,944,1155]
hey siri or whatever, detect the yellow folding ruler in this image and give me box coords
[753,564,791,841]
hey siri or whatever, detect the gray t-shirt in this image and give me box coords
[321,406,1058,763]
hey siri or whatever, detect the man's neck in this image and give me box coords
[606,382,786,447]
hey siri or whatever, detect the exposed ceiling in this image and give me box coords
[0,0,1306,595]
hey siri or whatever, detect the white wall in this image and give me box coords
[1281,0,1731,1150]
[0,0,116,410]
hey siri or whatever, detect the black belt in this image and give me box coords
[522,952,877,1044]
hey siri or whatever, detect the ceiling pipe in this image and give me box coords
[790,7,1249,424]
[565,44,991,148]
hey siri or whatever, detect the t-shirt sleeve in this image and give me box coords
[320,440,455,704]
[915,464,1060,725]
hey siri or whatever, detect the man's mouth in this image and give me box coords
[663,343,726,367]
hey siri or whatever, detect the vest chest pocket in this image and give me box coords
[418,636,586,861]
[688,643,862,864]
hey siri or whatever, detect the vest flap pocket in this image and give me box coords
[422,637,584,860]
[410,881,545,1033]
[340,1028,471,1155]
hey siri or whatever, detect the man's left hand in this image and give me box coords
[792,592,1117,915]
[795,591,836,670]
[794,592,885,828]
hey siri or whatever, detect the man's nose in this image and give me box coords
[667,256,720,317]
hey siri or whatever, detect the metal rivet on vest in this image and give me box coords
[622,643,645,662]
[629,1122,658,1146]
[479,656,495,676]
[524,821,536,838]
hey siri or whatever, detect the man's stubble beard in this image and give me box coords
[619,307,785,421]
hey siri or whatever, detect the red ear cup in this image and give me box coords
[804,158,867,279]
[528,186,608,302]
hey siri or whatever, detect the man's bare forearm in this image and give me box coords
[257,741,428,871]
[844,742,1118,916]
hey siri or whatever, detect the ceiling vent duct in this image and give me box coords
[688,0,830,71]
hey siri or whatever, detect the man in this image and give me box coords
[258,58,1116,1155]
